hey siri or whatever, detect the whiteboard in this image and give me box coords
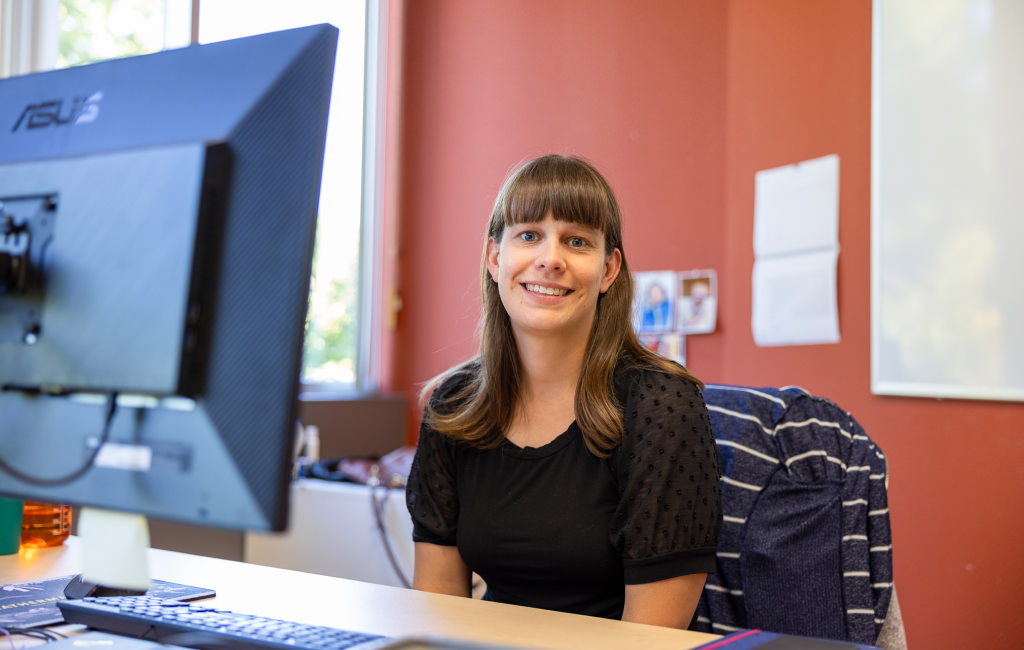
[871,0,1024,401]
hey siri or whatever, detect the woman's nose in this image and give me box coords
[535,238,564,271]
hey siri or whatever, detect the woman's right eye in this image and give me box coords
[519,231,538,242]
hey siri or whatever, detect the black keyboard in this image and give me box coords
[57,595,392,650]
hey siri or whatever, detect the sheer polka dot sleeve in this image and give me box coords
[610,368,722,584]
[405,382,463,546]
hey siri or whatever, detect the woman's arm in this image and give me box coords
[622,573,708,628]
[412,542,472,597]
[611,370,721,628]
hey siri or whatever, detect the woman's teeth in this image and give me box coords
[525,284,568,296]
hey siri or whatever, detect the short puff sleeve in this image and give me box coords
[610,367,722,584]
[405,375,466,546]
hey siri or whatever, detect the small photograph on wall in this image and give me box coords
[677,270,718,334]
[633,270,677,333]
[640,333,686,367]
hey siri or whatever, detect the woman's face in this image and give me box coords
[487,213,621,342]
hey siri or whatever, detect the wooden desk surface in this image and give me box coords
[0,538,719,650]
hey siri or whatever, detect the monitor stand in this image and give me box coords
[63,507,152,599]
[63,573,146,599]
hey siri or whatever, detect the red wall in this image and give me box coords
[391,0,728,403]
[720,2,1024,648]
[387,1,1024,648]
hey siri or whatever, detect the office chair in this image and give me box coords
[693,385,907,650]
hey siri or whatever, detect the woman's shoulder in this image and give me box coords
[426,359,481,413]
[613,355,702,402]
[611,358,710,465]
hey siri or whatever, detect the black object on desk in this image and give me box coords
[58,594,391,650]
[63,574,147,599]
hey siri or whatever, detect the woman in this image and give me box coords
[406,154,721,628]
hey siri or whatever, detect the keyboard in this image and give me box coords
[57,595,393,650]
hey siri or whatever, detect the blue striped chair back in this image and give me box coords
[692,385,893,646]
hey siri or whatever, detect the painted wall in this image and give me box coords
[720,2,1024,648]
[390,0,728,404]
[386,1,1024,648]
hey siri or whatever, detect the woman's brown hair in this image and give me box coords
[422,154,701,456]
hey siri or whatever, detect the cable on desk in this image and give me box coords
[0,625,68,646]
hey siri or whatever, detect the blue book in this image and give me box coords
[693,629,881,650]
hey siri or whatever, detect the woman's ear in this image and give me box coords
[486,237,500,283]
[600,248,623,293]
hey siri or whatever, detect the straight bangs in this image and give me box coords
[490,155,621,251]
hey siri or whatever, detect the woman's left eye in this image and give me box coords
[568,237,587,248]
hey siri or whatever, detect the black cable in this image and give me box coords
[0,625,67,643]
[369,483,412,588]
[0,392,118,486]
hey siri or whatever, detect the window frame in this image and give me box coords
[0,0,59,76]
[298,0,386,397]
[1,0,385,396]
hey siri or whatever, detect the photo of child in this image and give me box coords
[632,270,677,333]
[677,270,718,334]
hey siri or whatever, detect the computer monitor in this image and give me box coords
[0,24,338,536]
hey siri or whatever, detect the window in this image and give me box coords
[56,0,190,66]
[4,0,379,391]
[198,1,372,389]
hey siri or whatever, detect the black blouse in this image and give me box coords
[406,361,722,620]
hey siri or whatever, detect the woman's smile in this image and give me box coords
[523,283,571,298]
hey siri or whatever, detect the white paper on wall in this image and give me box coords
[751,154,840,347]
[752,249,840,346]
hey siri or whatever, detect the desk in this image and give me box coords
[1,538,718,650]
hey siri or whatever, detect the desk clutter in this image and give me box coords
[297,447,415,489]
[57,595,391,650]
[51,595,534,650]
[0,574,213,628]
[20,502,72,549]
[0,499,73,557]
[39,631,533,650]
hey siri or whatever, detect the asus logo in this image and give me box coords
[11,91,103,132]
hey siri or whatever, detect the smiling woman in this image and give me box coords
[406,154,723,629]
